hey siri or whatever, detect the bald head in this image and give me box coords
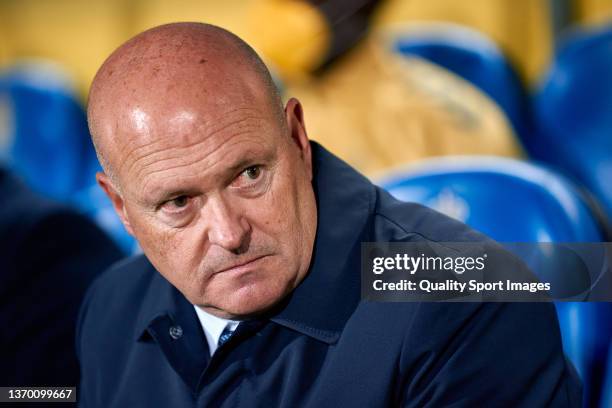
[87,25,316,321]
[88,22,283,186]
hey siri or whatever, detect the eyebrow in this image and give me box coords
[145,148,275,207]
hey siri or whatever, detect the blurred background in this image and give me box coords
[0,0,611,406]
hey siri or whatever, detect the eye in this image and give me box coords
[230,165,267,192]
[233,165,263,185]
[244,166,261,180]
[160,195,192,213]
[170,196,189,208]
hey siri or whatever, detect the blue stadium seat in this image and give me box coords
[0,61,134,254]
[533,24,612,222]
[0,61,100,200]
[389,23,532,150]
[379,156,611,407]
[601,346,612,408]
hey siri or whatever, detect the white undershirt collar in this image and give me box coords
[193,306,240,355]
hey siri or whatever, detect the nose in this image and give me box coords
[205,196,250,253]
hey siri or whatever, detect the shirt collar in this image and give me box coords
[194,306,239,355]
[134,142,376,345]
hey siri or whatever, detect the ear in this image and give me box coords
[284,97,313,180]
[96,172,135,236]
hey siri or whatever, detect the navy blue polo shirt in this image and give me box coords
[77,143,581,407]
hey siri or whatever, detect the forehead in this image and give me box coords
[109,100,283,199]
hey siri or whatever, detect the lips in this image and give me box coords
[213,255,268,275]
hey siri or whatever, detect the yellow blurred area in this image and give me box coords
[374,0,553,84]
[576,0,612,24]
[2,0,612,95]
[291,34,523,176]
[0,0,331,96]
[0,0,258,97]
[245,0,330,80]
[1,0,611,176]
[0,0,131,96]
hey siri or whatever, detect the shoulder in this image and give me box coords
[78,254,155,320]
[348,297,574,404]
[76,255,156,352]
[362,189,580,404]
[86,254,154,293]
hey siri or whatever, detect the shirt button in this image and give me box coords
[169,325,183,340]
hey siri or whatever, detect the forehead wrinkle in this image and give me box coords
[190,104,271,139]
[115,138,165,185]
[123,132,205,183]
[137,132,270,200]
[121,107,275,187]
[128,115,268,188]
[137,146,257,206]
[118,103,270,171]
[198,115,269,148]
[134,139,218,196]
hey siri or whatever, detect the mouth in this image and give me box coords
[213,255,270,276]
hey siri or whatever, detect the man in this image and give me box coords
[78,23,581,407]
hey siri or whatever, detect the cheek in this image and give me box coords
[128,213,167,254]
[128,212,200,277]
[255,175,300,234]
[253,172,313,259]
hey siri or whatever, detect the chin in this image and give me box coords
[211,280,290,319]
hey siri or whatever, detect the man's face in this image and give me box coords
[99,96,317,319]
